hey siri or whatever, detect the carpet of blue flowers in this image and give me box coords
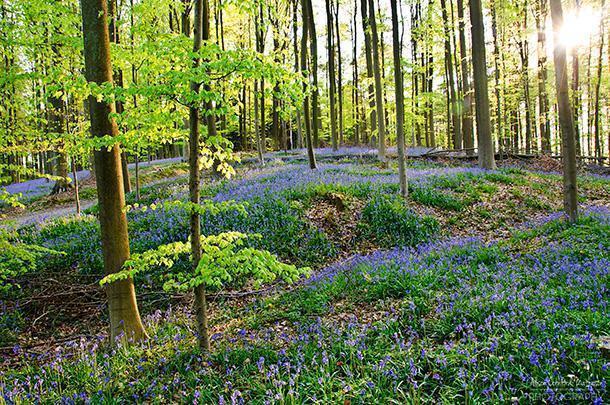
[1,156,609,403]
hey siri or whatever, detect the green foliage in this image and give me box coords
[360,194,438,248]
[0,187,24,209]
[0,229,62,292]
[409,185,465,211]
[101,232,310,292]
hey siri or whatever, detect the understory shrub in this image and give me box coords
[360,193,438,248]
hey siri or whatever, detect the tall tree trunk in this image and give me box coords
[256,4,267,154]
[537,0,551,153]
[469,0,496,169]
[49,36,72,195]
[272,37,283,150]
[593,4,605,160]
[367,0,386,161]
[424,7,435,149]
[549,0,578,221]
[293,0,303,149]
[441,0,460,149]
[301,0,317,168]
[411,2,422,146]
[80,0,147,342]
[361,0,377,145]
[306,0,321,147]
[571,0,581,156]
[109,0,132,193]
[517,1,534,154]
[255,6,266,163]
[71,157,81,215]
[390,0,408,198]
[457,0,474,154]
[326,0,339,151]
[491,0,503,155]
[352,0,361,145]
[586,37,593,156]
[335,0,344,146]
[190,0,211,351]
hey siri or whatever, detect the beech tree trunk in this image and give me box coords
[361,0,376,145]
[301,0,317,169]
[352,0,361,145]
[189,0,211,351]
[537,0,551,153]
[293,0,303,149]
[517,1,534,154]
[80,0,147,343]
[367,0,386,161]
[571,0,581,156]
[593,3,605,159]
[491,0,503,154]
[326,0,339,151]
[390,0,408,198]
[469,0,496,169]
[306,0,320,147]
[109,0,132,194]
[49,42,72,195]
[457,0,474,154]
[334,0,344,146]
[441,0,460,149]
[550,0,578,222]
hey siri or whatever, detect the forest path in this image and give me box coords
[4,157,183,199]
[1,157,185,228]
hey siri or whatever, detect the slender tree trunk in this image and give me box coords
[71,157,81,215]
[367,0,386,161]
[80,0,147,343]
[361,0,377,145]
[411,2,422,146]
[306,0,321,147]
[334,0,344,146]
[254,80,265,165]
[49,40,72,195]
[593,4,605,160]
[301,0,317,168]
[537,0,551,153]
[352,0,361,145]
[326,0,339,151]
[517,1,534,154]
[457,0,474,154]
[571,0,581,156]
[586,37,593,156]
[550,0,578,221]
[271,24,283,150]
[441,0,460,149]
[390,0,408,198]
[109,0,132,193]
[491,0,503,155]
[293,0,303,149]
[469,0,496,169]
[135,153,140,201]
[256,4,267,154]
[254,7,266,164]
[189,0,211,351]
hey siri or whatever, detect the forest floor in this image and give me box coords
[0,157,187,228]
[1,149,609,403]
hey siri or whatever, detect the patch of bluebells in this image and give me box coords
[2,209,608,403]
[212,163,487,203]
[17,163,484,274]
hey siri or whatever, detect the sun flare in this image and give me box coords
[557,6,601,48]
